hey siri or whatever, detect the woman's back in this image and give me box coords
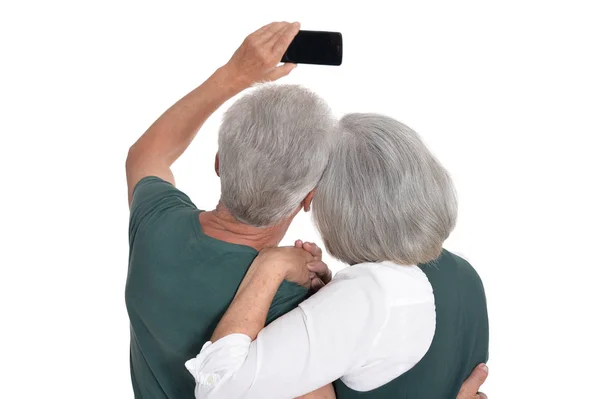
[334,249,489,399]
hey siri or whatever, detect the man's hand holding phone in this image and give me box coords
[224,21,300,88]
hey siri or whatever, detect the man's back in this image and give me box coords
[126,177,308,398]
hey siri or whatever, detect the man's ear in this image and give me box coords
[302,189,316,212]
[214,153,220,177]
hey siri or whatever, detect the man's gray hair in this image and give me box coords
[313,113,457,265]
[218,83,336,227]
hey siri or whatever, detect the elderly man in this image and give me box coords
[125,22,489,399]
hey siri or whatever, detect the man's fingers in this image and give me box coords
[272,22,300,55]
[254,21,285,42]
[457,364,488,399]
[267,22,293,47]
[266,62,296,80]
[250,22,275,37]
[295,239,304,248]
[472,363,488,385]
[476,392,488,399]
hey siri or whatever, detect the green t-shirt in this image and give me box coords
[126,177,308,399]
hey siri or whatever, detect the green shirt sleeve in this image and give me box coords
[129,176,197,242]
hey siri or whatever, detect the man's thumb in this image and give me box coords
[472,364,488,384]
[267,63,297,81]
[457,364,488,399]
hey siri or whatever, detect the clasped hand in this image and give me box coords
[253,241,332,292]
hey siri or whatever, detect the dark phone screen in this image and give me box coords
[281,31,342,66]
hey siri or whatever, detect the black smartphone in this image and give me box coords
[281,30,343,66]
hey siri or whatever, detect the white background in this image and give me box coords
[1,0,599,398]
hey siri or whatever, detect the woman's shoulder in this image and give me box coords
[297,261,436,324]
[337,262,437,391]
[297,262,392,328]
[335,261,434,306]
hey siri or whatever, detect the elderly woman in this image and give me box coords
[185,114,489,398]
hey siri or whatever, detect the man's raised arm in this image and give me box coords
[125,22,300,205]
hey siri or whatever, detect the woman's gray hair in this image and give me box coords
[313,113,457,265]
[218,83,335,227]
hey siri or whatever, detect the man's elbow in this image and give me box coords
[126,145,142,172]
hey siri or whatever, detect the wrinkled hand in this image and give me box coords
[253,247,314,289]
[225,21,300,86]
[295,240,332,293]
[457,364,489,399]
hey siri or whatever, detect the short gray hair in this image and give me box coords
[218,83,336,227]
[313,113,457,265]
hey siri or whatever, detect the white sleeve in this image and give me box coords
[185,267,389,399]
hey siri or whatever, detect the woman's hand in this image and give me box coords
[223,21,300,87]
[253,246,315,289]
[211,246,313,341]
[252,241,331,290]
[295,240,332,293]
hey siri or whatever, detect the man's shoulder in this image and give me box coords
[420,248,474,271]
[417,249,486,295]
[132,176,197,210]
[439,249,483,284]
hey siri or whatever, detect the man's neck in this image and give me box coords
[198,203,290,251]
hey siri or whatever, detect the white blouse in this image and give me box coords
[185,261,436,399]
